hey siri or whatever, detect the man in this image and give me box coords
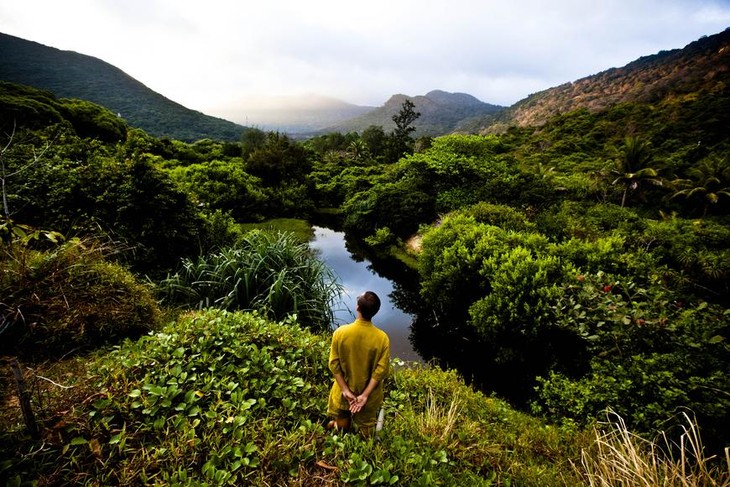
[327,291,390,436]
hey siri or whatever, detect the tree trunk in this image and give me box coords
[9,358,39,439]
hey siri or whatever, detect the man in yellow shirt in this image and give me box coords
[327,291,390,436]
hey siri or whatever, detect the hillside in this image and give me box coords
[324,90,505,136]
[469,27,730,132]
[0,32,247,142]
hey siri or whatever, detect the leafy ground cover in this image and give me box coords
[3,309,728,485]
[2,309,592,486]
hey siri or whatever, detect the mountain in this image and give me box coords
[470,27,730,133]
[212,94,376,134]
[324,90,505,136]
[0,32,247,142]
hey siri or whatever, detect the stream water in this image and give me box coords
[309,226,423,363]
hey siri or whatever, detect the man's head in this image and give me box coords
[356,291,381,321]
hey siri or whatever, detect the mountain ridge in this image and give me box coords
[2,28,729,139]
[320,89,504,136]
[0,32,247,142]
[470,27,730,133]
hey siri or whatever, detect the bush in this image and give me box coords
[535,272,730,449]
[461,202,535,231]
[0,237,160,359]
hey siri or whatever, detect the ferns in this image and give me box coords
[158,230,342,332]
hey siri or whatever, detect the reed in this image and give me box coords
[158,230,342,331]
[580,410,730,487]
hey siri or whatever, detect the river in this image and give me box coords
[309,226,423,363]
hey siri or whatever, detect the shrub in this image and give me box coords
[461,202,535,231]
[0,237,160,359]
[535,272,730,449]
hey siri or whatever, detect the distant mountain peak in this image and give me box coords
[324,90,505,136]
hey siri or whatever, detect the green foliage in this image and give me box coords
[7,134,208,274]
[469,248,565,344]
[535,272,730,447]
[461,202,535,231]
[418,205,730,430]
[611,136,664,208]
[246,132,312,186]
[158,230,341,332]
[671,154,730,216]
[0,310,592,486]
[536,201,647,243]
[341,134,556,239]
[642,217,730,299]
[419,214,551,319]
[3,310,331,485]
[343,183,435,239]
[388,99,421,161]
[0,237,160,359]
[56,98,127,142]
[198,209,246,251]
[168,159,267,221]
[364,226,398,250]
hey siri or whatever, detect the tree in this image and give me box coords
[611,136,662,207]
[671,155,730,216]
[0,123,55,219]
[246,132,311,186]
[361,125,388,161]
[388,99,421,162]
[241,127,267,159]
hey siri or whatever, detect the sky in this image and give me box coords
[1,0,729,119]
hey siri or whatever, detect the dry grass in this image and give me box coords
[414,388,462,445]
[580,410,730,487]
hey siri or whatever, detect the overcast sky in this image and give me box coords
[1,0,729,118]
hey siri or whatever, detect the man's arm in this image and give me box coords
[334,372,357,405]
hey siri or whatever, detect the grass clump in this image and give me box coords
[581,410,730,487]
[158,230,341,332]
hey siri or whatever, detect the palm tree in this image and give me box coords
[671,155,730,216]
[611,136,663,207]
[347,139,369,162]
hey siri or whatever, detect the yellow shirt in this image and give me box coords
[327,318,390,421]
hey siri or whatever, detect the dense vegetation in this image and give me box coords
[2,29,730,485]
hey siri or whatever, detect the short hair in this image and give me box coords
[357,291,381,320]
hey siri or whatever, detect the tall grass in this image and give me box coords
[580,410,730,486]
[158,230,342,331]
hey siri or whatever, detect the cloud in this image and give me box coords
[1,0,729,114]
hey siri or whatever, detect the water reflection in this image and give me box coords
[309,226,423,363]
